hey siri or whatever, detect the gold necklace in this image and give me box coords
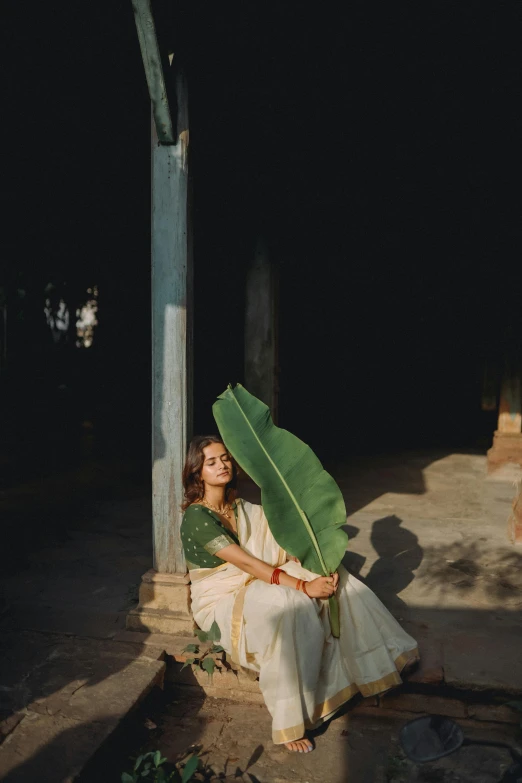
[202,498,232,519]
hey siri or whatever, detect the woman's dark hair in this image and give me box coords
[181,435,238,511]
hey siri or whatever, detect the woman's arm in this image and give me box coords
[216,543,338,599]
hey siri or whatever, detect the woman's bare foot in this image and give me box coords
[284,738,313,753]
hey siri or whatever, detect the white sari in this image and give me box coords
[189,499,419,744]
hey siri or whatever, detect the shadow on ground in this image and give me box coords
[2,433,522,781]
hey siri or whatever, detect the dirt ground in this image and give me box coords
[124,691,522,783]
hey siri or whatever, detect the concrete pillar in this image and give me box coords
[244,239,278,419]
[487,359,522,474]
[127,72,194,635]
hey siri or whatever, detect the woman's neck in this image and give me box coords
[203,486,227,508]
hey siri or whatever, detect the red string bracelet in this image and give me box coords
[302,581,310,597]
[271,567,283,585]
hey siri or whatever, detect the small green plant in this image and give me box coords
[181,621,224,682]
[121,750,199,783]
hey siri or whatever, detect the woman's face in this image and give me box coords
[200,442,233,488]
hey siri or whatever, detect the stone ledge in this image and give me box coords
[126,607,195,635]
[141,568,190,586]
[113,629,194,655]
[467,703,521,724]
[171,661,261,693]
[170,662,522,726]
[380,692,467,718]
[0,648,166,783]
[114,630,245,669]
[115,630,522,726]
[351,706,522,733]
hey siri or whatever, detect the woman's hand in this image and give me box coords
[214,543,340,597]
[305,573,339,599]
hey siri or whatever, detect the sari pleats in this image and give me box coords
[189,500,419,744]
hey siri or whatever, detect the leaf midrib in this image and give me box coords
[228,386,328,575]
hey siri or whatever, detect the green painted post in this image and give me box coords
[131,0,174,144]
[127,2,194,633]
[150,73,192,574]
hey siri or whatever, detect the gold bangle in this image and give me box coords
[295,579,302,592]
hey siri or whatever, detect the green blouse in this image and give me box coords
[181,502,240,569]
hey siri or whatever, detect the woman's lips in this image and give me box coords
[218,471,230,477]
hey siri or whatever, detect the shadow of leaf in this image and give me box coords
[245,744,264,770]
[416,540,522,603]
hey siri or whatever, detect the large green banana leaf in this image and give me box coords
[212,384,348,636]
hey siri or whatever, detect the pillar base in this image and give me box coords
[487,431,522,474]
[126,569,195,635]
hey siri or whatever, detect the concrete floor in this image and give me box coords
[336,450,522,621]
[1,444,522,781]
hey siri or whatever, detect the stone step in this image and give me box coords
[126,606,195,635]
[112,630,522,726]
[0,635,166,783]
[114,629,229,662]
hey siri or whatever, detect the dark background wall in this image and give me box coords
[2,1,521,461]
[183,2,522,456]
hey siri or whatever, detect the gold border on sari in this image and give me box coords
[272,721,307,744]
[272,646,420,744]
[230,579,254,664]
[204,534,235,556]
[358,669,402,697]
[311,682,360,726]
[394,647,419,672]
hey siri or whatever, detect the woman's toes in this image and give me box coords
[284,738,314,753]
[285,739,313,753]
